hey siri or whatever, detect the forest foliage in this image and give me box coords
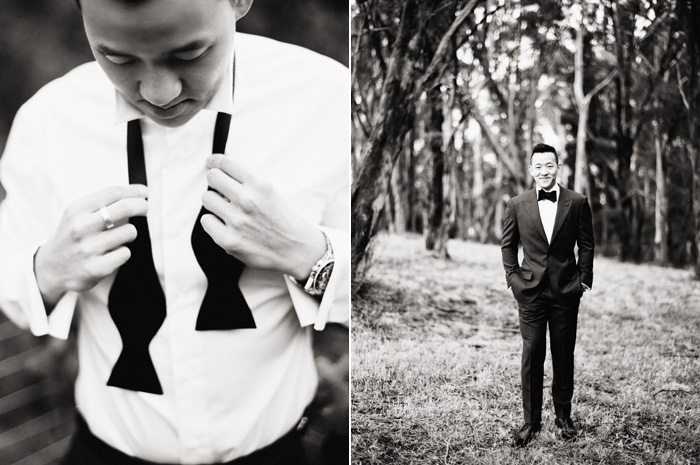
[351,0,700,288]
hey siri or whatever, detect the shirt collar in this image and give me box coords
[113,58,235,125]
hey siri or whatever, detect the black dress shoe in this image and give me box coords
[555,417,577,440]
[513,423,540,447]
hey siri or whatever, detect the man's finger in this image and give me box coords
[207,155,255,184]
[91,223,138,254]
[75,184,148,212]
[206,168,242,203]
[200,213,234,252]
[201,191,233,225]
[94,246,132,276]
[88,197,148,233]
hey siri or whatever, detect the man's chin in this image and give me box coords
[144,108,199,128]
[140,100,203,128]
[537,179,556,190]
[147,113,196,128]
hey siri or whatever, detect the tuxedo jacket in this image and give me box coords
[501,185,594,305]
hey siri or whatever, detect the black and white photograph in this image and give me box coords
[351,0,700,463]
[0,1,349,464]
[3,0,700,464]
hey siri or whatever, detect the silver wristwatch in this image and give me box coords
[289,231,334,296]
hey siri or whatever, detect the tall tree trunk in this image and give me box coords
[351,114,364,181]
[524,66,539,157]
[690,144,700,278]
[384,179,395,234]
[573,20,589,196]
[351,0,423,283]
[654,130,668,264]
[507,70,522,182]
[601,167,611,255]
[425,89,445,253]
[611,0,642,262]
[573,20,616,196]
[493,160,504,241]
[407,133,418,232]
[651,31,669,264]
[389,157,406,234]
[631,145,645,261]
[416,105,428,235]
[432,85,458,258]
[472,126,486,242]
[390,132,412,234]
[574,102,590,195]
[454,148,466,240]
[677,0,700,278]
[642,167,652,214]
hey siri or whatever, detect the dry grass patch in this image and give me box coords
[352,233,700,465]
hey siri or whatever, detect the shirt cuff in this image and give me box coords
[284,278,319,328]
[284,226,349,330]
[24,247,77,340]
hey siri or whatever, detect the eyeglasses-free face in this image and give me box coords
[81,0,250,128]
[529,151,560,190]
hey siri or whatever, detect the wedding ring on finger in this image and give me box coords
[100,206,115,230]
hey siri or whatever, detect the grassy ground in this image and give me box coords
[352,233,700,465]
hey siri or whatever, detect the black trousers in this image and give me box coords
[517,277,579,425]
[62,414,309,465]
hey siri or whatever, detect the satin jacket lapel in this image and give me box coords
[523,188,549,244]
[551,187,573,244]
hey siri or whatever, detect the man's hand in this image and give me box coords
[201,154,326,280]
[34,185,149,309]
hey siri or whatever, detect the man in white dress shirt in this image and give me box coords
[0,0,349,463]
[501,144,594,447]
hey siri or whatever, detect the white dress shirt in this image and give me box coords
[536,183,560,244]
[0,33,349,464]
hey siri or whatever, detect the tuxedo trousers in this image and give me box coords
[517,275,579,425]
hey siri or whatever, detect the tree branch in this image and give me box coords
[676,61,691,111]
[417,0,483,92]
[471,111,521,183]
[588,69,618,99]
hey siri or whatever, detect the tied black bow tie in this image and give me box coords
[107,112,256,395]
[538,190,557,202]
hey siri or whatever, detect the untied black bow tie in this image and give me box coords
[538,189,557,202]
[107,111,256,395]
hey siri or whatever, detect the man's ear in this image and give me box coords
[232,0,254,20]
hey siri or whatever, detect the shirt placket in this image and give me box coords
[160,124,213,463]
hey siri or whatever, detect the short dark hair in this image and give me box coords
[75,0,147,9]
[76,0,233,8]
[530,143,559,164]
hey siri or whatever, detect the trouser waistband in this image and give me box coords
[67,413,307,465]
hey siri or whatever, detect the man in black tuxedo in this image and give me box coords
[501,143,594,447]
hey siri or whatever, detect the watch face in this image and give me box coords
[315,262,334,291]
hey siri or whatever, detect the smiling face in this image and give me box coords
[81,0,248,127]
[529,150,560,190]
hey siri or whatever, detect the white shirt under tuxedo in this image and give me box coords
[536,183,560,244]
